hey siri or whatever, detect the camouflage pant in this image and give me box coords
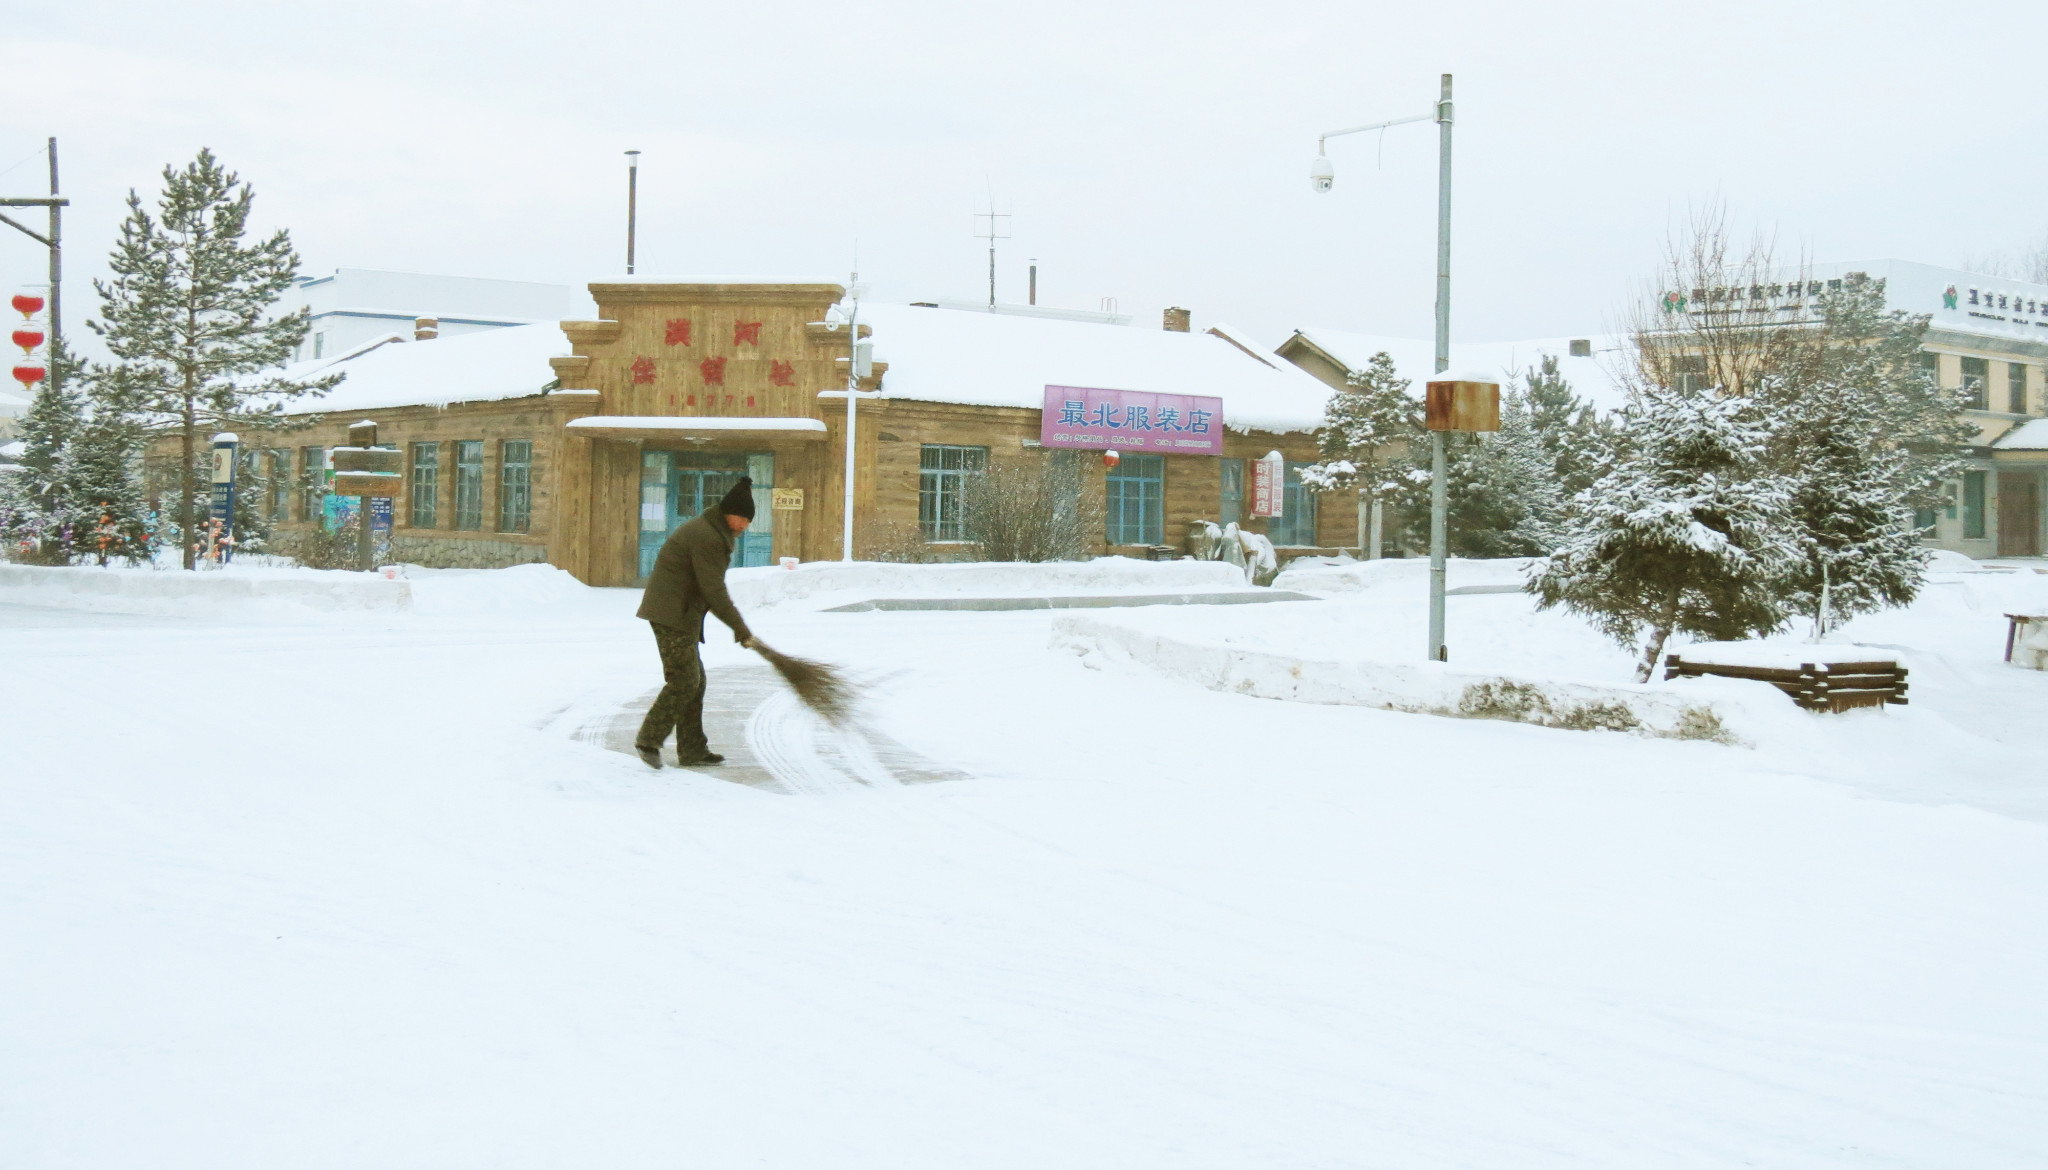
[635,621,709,758]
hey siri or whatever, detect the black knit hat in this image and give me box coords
[718,476,757,520]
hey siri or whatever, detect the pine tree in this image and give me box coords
[1385,391,1559,558]
[1756,278,1972,634]
[58,411,153,565]
[1530,385,1797,680]
[1520,355,1610,498]
[0,339,87,562]
[90,149,337,569]
[1300,350,1422,500]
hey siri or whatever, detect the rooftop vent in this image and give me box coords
[414,316,439,341]
[1163,306,1191,333]
[1568,338,1591,357]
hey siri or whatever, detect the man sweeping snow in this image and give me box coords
[633,477,758,769]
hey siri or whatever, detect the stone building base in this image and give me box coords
[389,534,549,570]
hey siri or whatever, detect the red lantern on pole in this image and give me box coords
[11,294,44,319]
[12,328,44,355]
[1102,449,1120,468]
[12,365,47,387]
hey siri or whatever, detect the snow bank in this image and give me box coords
[728,557,1247,609]
[403,563,604,615]
[0,562,411,615]
[1273,555,1540,595]
[1052,612,1786,745]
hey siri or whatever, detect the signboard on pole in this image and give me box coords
[209,432,239,562]
[1040,385,1225,455]
[1250,450,1284,518]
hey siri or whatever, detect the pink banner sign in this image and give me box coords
[1040,385,1225,455]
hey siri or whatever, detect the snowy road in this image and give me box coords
[2,591,2045,1168]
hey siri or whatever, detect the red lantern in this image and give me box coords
[10,294,44,319]
[12,328,44,354]
[1102,449,1120,468]
[12,364,47,387]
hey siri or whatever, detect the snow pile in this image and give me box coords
[1052,611,1778,743]
[0,562,412,615]
[728,556,1246,609]
[404,563,610,615]
[1274,555,1541,596]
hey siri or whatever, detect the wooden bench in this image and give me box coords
[1664,654,1908,713]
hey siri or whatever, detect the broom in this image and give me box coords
[750,639,858,725]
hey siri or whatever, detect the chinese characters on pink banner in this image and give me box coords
[1039,385,1224,455]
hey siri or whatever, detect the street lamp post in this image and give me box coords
[1311,73,1458,661]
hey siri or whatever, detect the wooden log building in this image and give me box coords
[209,279,1345,585]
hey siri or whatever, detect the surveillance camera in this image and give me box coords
[1309,156,1335,194]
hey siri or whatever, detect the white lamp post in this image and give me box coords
[1310,73,1459,661]
[818,273,878,561]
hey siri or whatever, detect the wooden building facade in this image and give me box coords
[224,279,1344,585]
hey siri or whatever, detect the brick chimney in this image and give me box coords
[414,316,439,341]
[1163,306,1191,332]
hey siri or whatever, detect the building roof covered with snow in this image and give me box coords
[274,323,566,415]
[857,303,1332,433]
[1275,328,1633,414]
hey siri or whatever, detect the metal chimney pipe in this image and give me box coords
[625,150,641,275]
[1029,260,1037,305]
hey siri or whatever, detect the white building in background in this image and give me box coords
[277,269,572,363]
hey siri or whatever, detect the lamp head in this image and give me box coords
[1309,154,1335,194]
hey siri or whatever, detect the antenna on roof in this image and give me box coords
[974,196,1011,309]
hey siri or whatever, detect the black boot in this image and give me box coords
[676,749,725,766]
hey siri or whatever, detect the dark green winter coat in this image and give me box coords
[635,507,753,644]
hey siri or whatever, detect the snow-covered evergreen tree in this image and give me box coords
[1530,385,1797,680]
[1520,355,1610,498]
[1756,279,1972,634]
[1385,390,1560,558]
[1300,350,1421,504]
[90,149,337,569]
[0,340,90,563]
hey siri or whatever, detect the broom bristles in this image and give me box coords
[751,640,858,725]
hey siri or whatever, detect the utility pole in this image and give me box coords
[624,150,641,274]
[1427,73,1454,663]
[974,204,1010,308]
[0,137,66,391]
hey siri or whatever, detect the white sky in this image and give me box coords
[5,0,2046,356]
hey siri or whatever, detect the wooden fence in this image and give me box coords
[1664,655,1908,713]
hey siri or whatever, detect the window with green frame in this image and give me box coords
[409,442,440,528]
[1962,470,1987,539]
[454,440,484,530]
[267,449,290,520]
[1106,453,1165,545]
[499,440,532,533]
[299,446,324,521]
[1269,462,1320,547]
[919,444,986,541]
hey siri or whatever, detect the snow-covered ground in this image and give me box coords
[3,559,2046,1167]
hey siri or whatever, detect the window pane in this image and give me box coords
[918,444,987,541]
[1272,462,1320,546]
[454,441,484,530]
[499,440,532,533]
[1106,453,1164,545]
[1961,357,1989,410]
[300,447,325,522]
[2010,364,2029,414]
[269,450,291,520]
[1963,470,1987,539]
[409,442,439,529]
[1219,458,1244,527]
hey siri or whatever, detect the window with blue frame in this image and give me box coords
[1268,461,1320,547]
[1106,453,1165,545]
[920,444,986,541]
